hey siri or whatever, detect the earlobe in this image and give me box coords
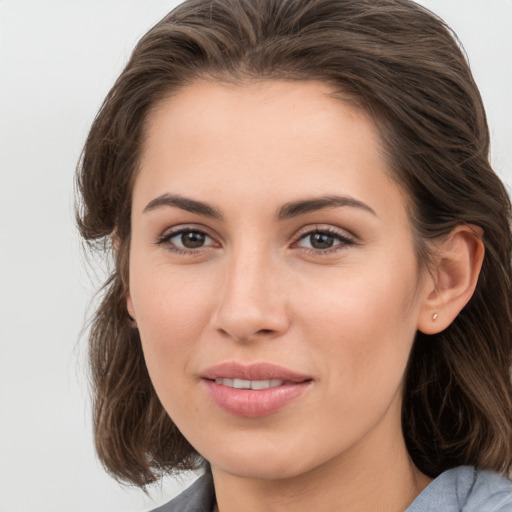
[417,225,484,335]
[126,293,138,327]
[113,230,136,326]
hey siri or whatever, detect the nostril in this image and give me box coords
[257,329,274,335]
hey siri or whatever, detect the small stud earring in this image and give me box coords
[432,312,439,321]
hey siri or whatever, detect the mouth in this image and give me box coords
[213,378,285,390]
[200,362,312,418]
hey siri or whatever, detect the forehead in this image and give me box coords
[143,79,374,155]
[135,79,405,223]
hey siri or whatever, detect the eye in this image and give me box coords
[295,227,355,253]
[174,230,209,249]
[157,227,218,253]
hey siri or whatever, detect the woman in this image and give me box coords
[76,0,512,510]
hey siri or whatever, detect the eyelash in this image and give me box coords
[156,226,216,255]
[156,225,356,256]
[293,227,356,255]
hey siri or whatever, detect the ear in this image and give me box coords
[126,293,136,320]
[111,229,136,324]
[417,225,484,335]
[126,292,138,328]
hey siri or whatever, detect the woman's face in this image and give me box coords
[128,80,432,480]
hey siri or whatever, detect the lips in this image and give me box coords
[200,362,312,418]
[201,361,311,380]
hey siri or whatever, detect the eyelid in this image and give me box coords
[155,224,221,253]
[291,224,357,253]
[295,224,356,241]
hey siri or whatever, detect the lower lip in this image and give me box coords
[202,380,311,418]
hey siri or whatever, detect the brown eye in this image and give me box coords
[297,229,354,252]
[180,231,206,248]
[309,232,335,249]
[158,228,216,253]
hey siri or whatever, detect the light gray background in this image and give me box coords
[0,1,511,511]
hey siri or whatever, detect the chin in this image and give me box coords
[203,439,328,482]
[213,457,308,481]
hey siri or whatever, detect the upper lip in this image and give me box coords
[200,362,312,382]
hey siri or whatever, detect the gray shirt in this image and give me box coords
[151,466,512,512]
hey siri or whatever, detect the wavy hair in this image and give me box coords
[76,0,512,486]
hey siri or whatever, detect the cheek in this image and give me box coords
[130,264,217,380]
[298,260,420,401]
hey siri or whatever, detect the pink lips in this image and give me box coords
[200,362,312,418]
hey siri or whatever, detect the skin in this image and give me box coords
[126,80,482,512]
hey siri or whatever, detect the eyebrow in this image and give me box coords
[143,193,376,220]
[278,195,377,219]
[143,193,223,219]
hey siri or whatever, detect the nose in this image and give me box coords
[211,248,290,343]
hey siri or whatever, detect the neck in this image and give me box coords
[211,409,431,512]
[212,451,429,512]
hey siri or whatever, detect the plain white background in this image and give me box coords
[0,1,510,511]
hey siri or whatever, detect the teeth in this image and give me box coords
[215,378,284,389]
[249,379,284,390]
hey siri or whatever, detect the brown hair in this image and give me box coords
[76,0,512,486]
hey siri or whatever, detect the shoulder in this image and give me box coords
[149,466,512,512]
[407,466,512,512]
[149,473,215,512]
